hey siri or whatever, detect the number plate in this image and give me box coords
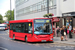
[42,40,46,42]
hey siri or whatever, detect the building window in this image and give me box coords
[53,0,56,5]
[16,0,56,16]
[15,0,29,7]
[32,5,37,12]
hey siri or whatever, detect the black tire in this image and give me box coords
[50,41,54,43]
[25,36,27,42]
[13,35,15,40]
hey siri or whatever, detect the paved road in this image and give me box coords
[0,30,75,50]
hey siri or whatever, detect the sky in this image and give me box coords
[0,0,15,16]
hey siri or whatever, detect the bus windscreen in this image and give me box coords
[34,19,52,35]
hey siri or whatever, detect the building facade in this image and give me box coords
[15,0,61,29]
[14,0,61,19]
[14,0,75,31]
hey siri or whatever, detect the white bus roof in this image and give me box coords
[0,24,6,26]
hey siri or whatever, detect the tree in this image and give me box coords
[4,10,14,21]
[0,14,4,23]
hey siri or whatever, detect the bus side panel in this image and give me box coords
[9,30,13,38]
[27,34,33,42]
[14,32,32,42]
[49,33,53,41]
[31,34,53,42]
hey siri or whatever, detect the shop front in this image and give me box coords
[62,12,75,33]
[52,17,59,36]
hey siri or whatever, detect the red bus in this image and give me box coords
[9,18,53,42]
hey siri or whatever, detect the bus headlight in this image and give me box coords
[51,38,53,40]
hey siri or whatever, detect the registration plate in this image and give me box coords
[42,40,46,42]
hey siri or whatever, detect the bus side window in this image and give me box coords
[13,24,16,32]
[16,24,19,32]
[21,23,24,33]
[24,23,28,33]
[18,23,21,32]
[10,23,13,30]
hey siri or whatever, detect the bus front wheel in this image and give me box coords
[49,41,54,43]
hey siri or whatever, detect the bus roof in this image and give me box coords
[9,18,51,23]
[0,24,6,26]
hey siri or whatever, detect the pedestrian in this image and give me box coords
[56,26,60,37]
[64,26,68,41]
[68,24,72,38]
[60,27,64,41]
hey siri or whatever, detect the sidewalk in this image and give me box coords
[54,34,75,45]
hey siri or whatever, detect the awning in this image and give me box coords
[52,17,59,22]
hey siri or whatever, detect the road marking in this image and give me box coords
[0,47,8,50]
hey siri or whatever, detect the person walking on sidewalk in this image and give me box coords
[56,26,60,37]
[60,27,64,41]
[68,24,72,38]
[64,26,68,41]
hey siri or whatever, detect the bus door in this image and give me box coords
[24,23,32,38]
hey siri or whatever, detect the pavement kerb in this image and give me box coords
[54,42,75,46]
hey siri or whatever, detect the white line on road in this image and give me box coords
[0,47,8,50]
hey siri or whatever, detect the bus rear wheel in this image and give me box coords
[13,35,15,40]
[25,36,27,42]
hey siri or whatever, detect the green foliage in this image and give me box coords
[0,14,3,20]
[43,13,54,17]
[49,13,54,16]
[4,10,14,21]
[0,14,4,23]
[43,14,49,17]
[0,20,4,23]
